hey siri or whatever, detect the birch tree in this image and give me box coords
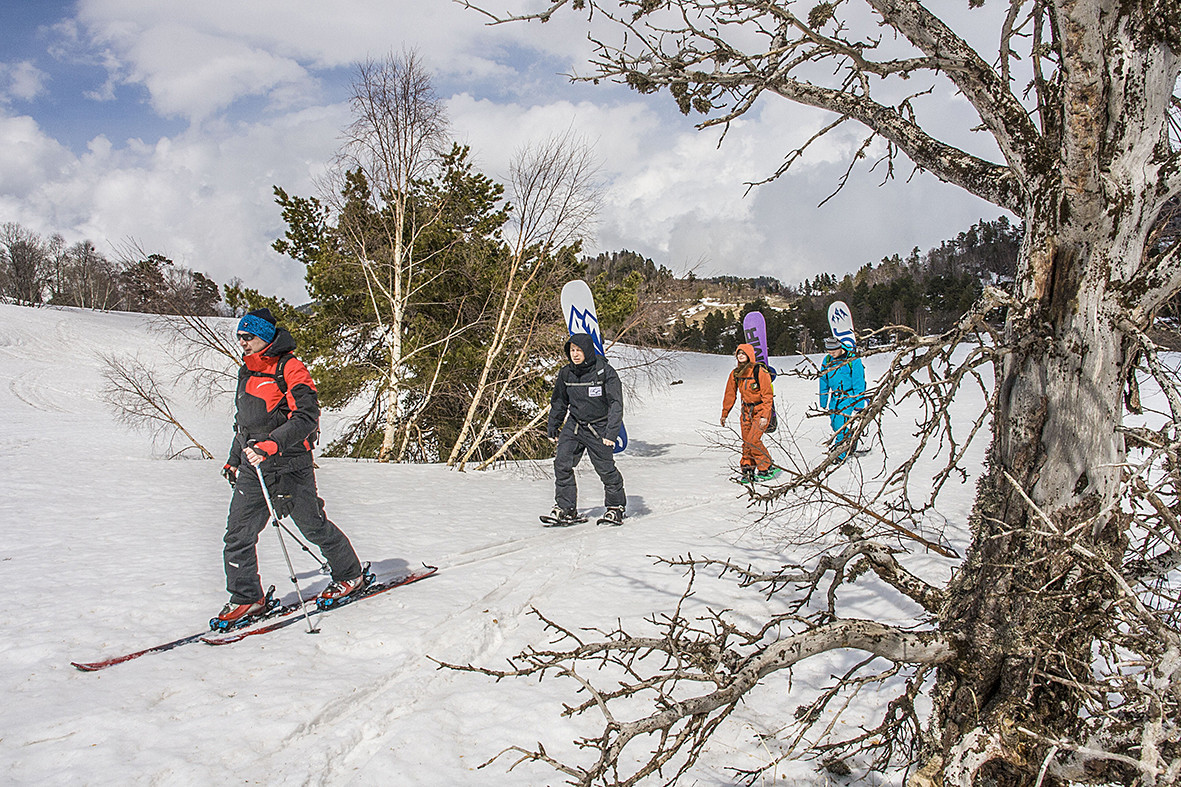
[450,0,1181,784]
[446,132,600,469]
[334,49,451,462]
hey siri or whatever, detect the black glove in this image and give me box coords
[222,463,238,488]
[268,473,296,519]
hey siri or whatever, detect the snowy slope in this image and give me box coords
[0,303,980,785]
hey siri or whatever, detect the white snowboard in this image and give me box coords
[561,280,607,355]
[827,300,856,350]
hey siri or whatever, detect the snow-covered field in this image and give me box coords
[0,303,980,785]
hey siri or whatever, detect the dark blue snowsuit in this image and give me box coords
[547,333,626,511]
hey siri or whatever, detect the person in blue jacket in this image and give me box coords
[818,336,866,460]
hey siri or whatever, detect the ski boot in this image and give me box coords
[210,586,278,631]
[596,506,625,526]
[316,563,374,610]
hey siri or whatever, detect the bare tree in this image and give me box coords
[0,222,50,306]
[448,132,601,470]
[330,49,451,462]
[50,240,122,311]
[100,352,215,459]
[149,312,240,405]
[449,0,1181,784]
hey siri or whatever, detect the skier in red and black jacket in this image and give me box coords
[215,308,364,626]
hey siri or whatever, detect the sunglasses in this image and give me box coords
[237,332,257,342]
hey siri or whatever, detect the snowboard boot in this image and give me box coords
[551,505,580,525]
[739,466,756,484]
[597,506,625,526]
[755,467,782,482]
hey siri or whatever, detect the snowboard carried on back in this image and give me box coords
[827,300,856,350]
[741,310,777,433]
[560,279,627,453]
[825,300,871,458]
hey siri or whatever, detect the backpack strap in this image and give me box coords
[274,354,292,394]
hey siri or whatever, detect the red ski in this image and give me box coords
[71,566,437,670]
[202,565,438,645]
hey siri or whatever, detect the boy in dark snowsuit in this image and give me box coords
[216,309,364,626]
[547,333,626,525]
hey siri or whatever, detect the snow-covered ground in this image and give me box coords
[0,303,981,785]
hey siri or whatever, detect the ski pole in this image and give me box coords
[239,463,328,573]
[275,519,331,575]
[252,462,320,634]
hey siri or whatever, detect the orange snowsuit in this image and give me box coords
[721,343,775,472]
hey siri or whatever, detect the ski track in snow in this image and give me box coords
[263,531,594,781]
[10,368,74,413]
[2,304,993,786]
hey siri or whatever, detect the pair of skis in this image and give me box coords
[71,565,437,672]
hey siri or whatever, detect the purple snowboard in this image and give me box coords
[742,311,777,426]
[742,311,775,374]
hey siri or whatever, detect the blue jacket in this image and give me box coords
[819,352,866,414]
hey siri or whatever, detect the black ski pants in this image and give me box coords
[554,420,626,511]
[224,460,361,604]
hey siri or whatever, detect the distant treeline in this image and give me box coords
[585,216,1023,355]
[0,222,223,315]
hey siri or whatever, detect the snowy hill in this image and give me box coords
[0,303,977,785]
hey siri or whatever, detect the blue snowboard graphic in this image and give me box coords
[560,280,628,453]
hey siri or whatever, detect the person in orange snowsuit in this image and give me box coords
[720,343,777,483]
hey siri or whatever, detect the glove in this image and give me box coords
[547,425,559,439]
[247,440,277,462]
[268,473,296,519]
[222,463,238,488]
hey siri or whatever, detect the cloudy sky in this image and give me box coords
[0,0,1009,303]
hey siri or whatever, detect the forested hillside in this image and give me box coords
[585,216,1022,354]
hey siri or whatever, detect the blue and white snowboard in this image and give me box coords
[827,300,856,350]
[560,280,628,453]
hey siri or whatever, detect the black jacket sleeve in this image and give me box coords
[602,364,624,443]
[267,378,320,454]
[548,367,569,438]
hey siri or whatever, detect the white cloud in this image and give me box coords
[0,61,49,103]
[0,114,74,193]
[0,103,348,302]
[0,0,1013,307]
